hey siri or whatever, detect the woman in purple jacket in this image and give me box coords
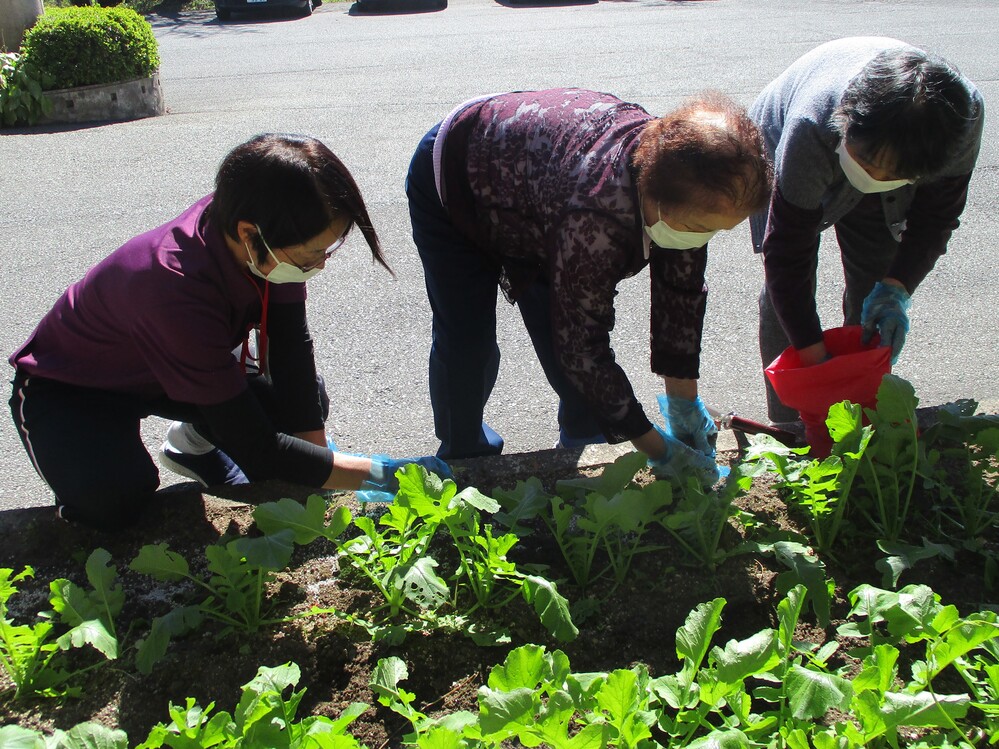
[407,89,773,465]
[10,134,446,530]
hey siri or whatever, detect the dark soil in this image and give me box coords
[0,444,995,746]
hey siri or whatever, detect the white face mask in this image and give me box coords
[645,208,718,250]
[836,141,913,194]
[245,226,322,284]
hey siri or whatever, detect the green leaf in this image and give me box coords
[675,598,725,673]
[0,566,34,606]
[522,576,578,642]
[785,664,852,720]
[492,477,552,532]
[826,400,863,443]
[564,723,609,749]
[401,557,449,610]
[685,728,753,748]
[852,643,899,695]
[56,618,118,660]
[234,662,302,733]
[135,605,203,675]
[0,724,42,749]
[772,541,833,627]
[556,451,647,499]
[49,579,102,627]
[477,686,537,737]
[231,530,295,571]
[46,723,128,749]
[847,584,941,641]
[370,657,409,700]
[325,702,368,735]
[487,644,547,691]
[243,661,300,695]
[924,614,999,680]
[875,539,955,589]
[370,657,420,721]
[594,669,653,746]
[711,629,780,684]
[412,727,463,749]
[880,691,969,727]
[452,486,500,514]
[83,549,124,621]
[253,495,333,544]
[129,544,190,581]
[873,374,919,425]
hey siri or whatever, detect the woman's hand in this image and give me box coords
[797,341,829,366]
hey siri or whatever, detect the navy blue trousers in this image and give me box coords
[406,124,602,459]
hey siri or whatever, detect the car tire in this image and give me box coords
[215,5,231,19]
[299,0,314,15]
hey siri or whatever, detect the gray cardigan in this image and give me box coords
[749,37,985,348]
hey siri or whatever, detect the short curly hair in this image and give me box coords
[633,92,773,215]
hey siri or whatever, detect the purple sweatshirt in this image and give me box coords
[441,89,708,442]
[11,196,334,486]
[11,195,304,404]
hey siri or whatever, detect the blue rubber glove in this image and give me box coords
[647,425,726,488]
[357,455,454,503]
[861,281,911,365]
[662,394,718,457]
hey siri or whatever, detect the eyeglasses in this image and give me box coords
[263,225,351,272]
[297,227,350,271]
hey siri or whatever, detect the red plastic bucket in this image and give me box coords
[765,326,891,456]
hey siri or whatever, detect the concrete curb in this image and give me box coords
[40,73,164,126]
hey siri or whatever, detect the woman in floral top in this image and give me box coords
[407,88,772,463]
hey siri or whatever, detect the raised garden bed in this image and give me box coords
[2,376,997,747]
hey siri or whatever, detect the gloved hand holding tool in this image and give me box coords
[357,454,453,503]
[663,393,717,456]
[704,406,805,448]
[648,394,725,487]
[860,280,911,365]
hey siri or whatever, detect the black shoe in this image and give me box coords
[158,444,248,487]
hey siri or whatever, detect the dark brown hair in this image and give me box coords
[211,133,391,274]
[633,92,773,214]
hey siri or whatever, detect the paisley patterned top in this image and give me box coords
[441,88,708,442]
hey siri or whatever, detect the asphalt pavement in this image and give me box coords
[1,0,996,512]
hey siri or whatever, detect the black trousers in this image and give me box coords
[9,371,328,530]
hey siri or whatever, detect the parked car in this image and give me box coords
[214,0,319,21]
[352,0,445,11]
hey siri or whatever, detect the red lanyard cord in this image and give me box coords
[240,278,270,377]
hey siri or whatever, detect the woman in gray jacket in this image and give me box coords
[750,37,984,423]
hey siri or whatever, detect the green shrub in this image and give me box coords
[0,52,53,126]
[21,6,159,90]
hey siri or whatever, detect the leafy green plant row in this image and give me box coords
[491,449,756,595]
[8,582,998,748]
[1,551,125,699]
[1,466,577,700]
[0,662,367,749]
[745,375,999,587]
[376,582,999,748]
[246,464,577,645]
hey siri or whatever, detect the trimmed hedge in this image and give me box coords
[21,6,159,90]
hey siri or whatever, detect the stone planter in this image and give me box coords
[39,72,164,126]
[0,0,43,52]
